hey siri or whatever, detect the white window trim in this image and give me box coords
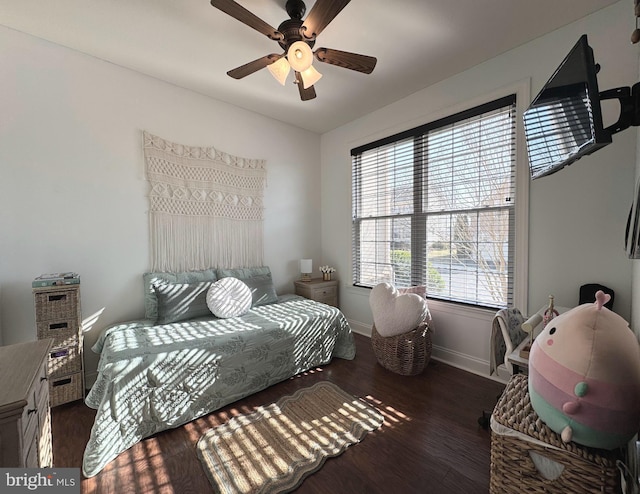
[513,79,530,316]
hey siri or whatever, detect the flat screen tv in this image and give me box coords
[523,34,612,180]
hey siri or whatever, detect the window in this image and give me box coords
[351,95,517,308]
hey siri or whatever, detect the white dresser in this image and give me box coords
[0,339,53,467]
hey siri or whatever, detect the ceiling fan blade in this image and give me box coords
[295,72,317,101]
[227,54,283,79]
[210,0,283,41]
[315,48,377,74]
[301,0,351,40]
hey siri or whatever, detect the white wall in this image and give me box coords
[321,0,637,376]
[0,26,322,384]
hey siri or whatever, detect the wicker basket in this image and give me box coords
[37,320,78,348]
[34,287,80,321]
[490,374,621,493]
[49,372,83,407]
[47,345,82,377]
[371,322,432,376]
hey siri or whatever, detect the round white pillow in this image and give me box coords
[206,277,252,318]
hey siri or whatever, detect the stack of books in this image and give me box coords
[32,272,80,288]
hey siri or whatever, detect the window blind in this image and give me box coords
[351,95,517,308]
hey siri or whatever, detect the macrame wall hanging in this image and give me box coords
[143,131,267,272]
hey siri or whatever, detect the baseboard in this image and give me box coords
[431,346,508,384]
[348,318,372,337]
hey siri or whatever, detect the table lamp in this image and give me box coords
[300,259,312,282]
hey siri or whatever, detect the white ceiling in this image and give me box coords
[0,0,621,133]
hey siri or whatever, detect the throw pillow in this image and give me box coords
[216,266,278,307]
[143,269,218,321]
[369,282,429,337]
[153,281,213,324]
[206,277,252,318]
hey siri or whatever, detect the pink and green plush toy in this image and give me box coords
[528,290,640,450]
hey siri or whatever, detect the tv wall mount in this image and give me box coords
[600,81,640,136]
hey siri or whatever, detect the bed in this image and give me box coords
[82,267,356,477]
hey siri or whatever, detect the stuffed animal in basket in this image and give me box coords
[528,290,640,450]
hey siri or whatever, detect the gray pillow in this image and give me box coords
[216,266,278,307]
[143,269,218,321]
[153,281,214,324]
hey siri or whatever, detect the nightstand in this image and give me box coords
[294,278,338,307]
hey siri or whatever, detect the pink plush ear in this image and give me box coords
[594,290,611,311]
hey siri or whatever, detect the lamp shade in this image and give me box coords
[300,259,312,281]
[287,41,314,72]
[300,259,312,273]
[299,65,322,89]
[267,57,291,86]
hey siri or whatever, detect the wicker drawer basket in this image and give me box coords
[371,323,432,376]
[34,284,84,407]
[47,345,82,377]
[35,289,79,321]
[49,372,83,407]
[37,320,78,348]
[490,374,621,494]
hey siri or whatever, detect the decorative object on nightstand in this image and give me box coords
[319,265,335,281]
[299,259,313,282]
[0,339,54,467]
[294,278,338,307]
[33,277,85,407]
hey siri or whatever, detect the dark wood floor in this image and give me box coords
[52,333,505,494]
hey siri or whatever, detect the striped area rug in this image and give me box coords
[196,381,383,494]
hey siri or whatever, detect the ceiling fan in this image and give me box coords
[209,0,377,101]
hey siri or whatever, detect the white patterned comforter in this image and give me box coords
[82,295,355,477]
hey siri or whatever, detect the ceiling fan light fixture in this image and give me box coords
[287,41,313,72]
[300,65,322,89]
[210,0,377,101]
[267,57,291,85]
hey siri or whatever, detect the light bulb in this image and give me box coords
[287,41,313,72]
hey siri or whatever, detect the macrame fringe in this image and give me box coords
[150,213,263,272]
